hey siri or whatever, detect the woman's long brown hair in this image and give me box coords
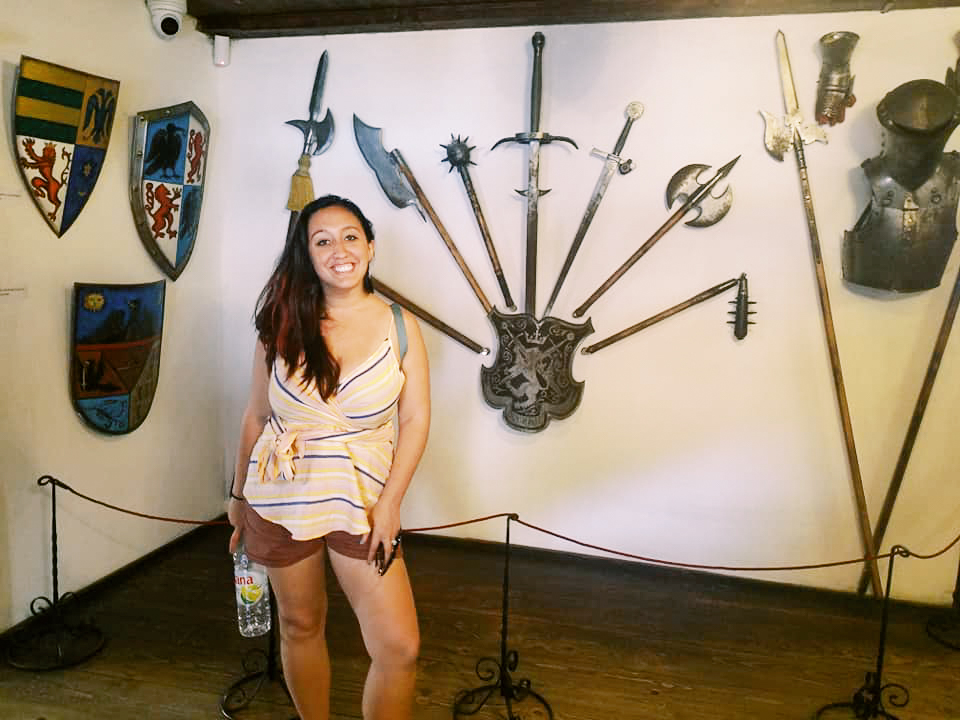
[254,195,375,399]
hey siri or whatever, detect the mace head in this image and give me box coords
[441,134,475,170]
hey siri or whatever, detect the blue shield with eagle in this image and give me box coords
[13,56,119,237]
[71,281,166,434]
[129,102,209,280]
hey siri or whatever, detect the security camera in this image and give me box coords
[146,0,187,39]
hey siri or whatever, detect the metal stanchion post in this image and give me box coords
[5,476,105,671]
[452,514,552,719]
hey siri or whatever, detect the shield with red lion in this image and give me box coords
[129,102,209,280]
[13,56,119,237]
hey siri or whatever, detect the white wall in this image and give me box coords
[0,0,227,631]
[218,9,960,604]
[1,4,958,636]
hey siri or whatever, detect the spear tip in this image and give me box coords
[718,154,741,176]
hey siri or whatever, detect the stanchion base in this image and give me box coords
[926,612,960,651]
[814,673,909,720]
[5,594,105,671]
[219,647,297,720]
[453,655,552,719]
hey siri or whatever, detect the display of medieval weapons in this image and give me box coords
[761,30,882,596]
[815,31,859,126]
[492,31,578,316]
[581,273,753,355]
[284,52,335,235]
[442,135,516,310]
[543,101,644,318]
[572,157,739,319]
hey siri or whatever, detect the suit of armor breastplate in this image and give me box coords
[842,79,960,293]
[843,152,960,292]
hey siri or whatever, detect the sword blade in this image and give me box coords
[524,141,542,315]
[776,30,800,117]
[543,157,616,317]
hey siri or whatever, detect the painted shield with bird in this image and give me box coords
[70,281,166,434]
[129,101,210,280]
[12,56,119,237]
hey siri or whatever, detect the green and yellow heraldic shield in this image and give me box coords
[13,56,119,236]
[71,281,166,435]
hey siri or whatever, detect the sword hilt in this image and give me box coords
[530,32,545,134]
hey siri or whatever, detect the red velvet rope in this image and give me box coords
[39,476,960,574]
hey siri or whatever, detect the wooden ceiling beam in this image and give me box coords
[191,0,959,38]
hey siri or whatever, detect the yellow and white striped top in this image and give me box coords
[243,331,405,541]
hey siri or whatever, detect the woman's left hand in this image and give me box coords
[366,496,401,568]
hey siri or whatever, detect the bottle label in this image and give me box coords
[235,567,268,606]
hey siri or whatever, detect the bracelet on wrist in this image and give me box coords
[229,490,245,501]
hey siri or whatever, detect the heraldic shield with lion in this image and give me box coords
[13,56,119,237]
[71,281,166,435]
[130,102,209,280]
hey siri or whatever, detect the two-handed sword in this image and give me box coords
[492,32,577,317]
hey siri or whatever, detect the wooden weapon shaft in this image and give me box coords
[391,149,493,315]
[582,277,738,354]
[794,138,882,596]
[372,277,488,355]
[458,164,515,309]
[856,260,960,595]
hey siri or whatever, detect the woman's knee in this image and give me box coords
[276,596,328,641]
[372,623,419,668]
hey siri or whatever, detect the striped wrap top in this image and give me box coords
[244,317,405,541]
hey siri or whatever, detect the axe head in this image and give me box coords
[353,115,419,213]
[666,163,734,227]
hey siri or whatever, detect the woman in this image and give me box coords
[227,195,430,720]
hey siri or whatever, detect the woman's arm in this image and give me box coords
[368,310,431,564]
[228,341,272,552]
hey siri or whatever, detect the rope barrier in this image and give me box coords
[38,475,960,574]
[38,476,228,526]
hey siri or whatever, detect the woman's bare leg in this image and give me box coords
[328,552,419,720]
[268,548,330,720]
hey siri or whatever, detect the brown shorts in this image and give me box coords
[240,500,402,568]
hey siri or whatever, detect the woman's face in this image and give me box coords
[306,204,373,292]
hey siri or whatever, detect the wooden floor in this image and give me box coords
[1,522,959,720]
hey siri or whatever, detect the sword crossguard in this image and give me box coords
[590,148,634,175]
[492,132,578,150]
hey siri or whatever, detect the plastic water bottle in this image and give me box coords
[233,541,271,637]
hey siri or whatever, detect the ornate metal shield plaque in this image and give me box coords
[70,281,166,434]
[481,309,593,432]
[130,102,209,280]
[13,56,119,236]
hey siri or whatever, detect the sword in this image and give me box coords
[442,135,516,310]
[492,32,577,317]
[762,30,881,596]
[543,101,643,318]
[354,115,493,316]
[573,156,739,319]
[284,52,335,234]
